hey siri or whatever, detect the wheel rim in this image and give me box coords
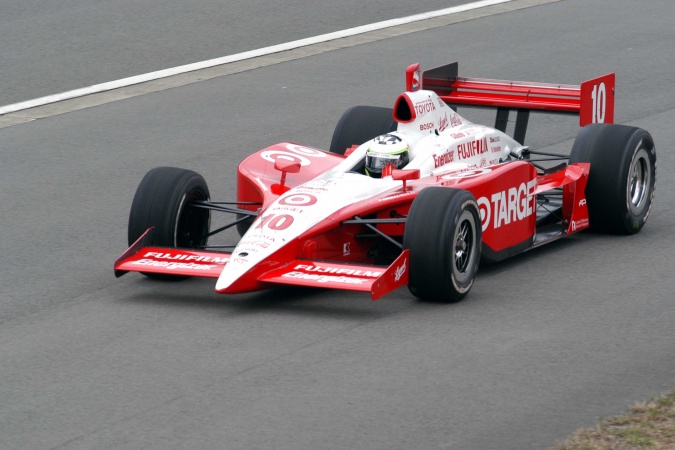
[453,210,477,284]
[175,191,210,248]
[627,146,652,216]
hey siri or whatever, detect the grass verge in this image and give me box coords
[558,387,675,449]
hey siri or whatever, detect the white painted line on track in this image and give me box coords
[0,0,515,116]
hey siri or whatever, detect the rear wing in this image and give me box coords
[406,62,615,144]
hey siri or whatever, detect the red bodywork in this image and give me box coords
[115,62,604,300]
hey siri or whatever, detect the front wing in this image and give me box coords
[114,228,409,300]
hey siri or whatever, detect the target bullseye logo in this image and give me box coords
[261,144,327,166]
[279,193,318,206]
[477,197,491,231]
[261,151,311,166]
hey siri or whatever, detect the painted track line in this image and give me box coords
[0,0,559,128]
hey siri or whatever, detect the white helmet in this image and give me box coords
[365,134,410,177]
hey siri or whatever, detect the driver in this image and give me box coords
[365,133,410,178]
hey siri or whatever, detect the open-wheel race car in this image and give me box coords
[115,62,656,302]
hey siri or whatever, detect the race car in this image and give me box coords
[115,62,656,302]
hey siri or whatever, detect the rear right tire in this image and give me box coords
[569,124,656,234]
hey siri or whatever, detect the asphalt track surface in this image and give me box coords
[1,0,674,449]
[0,0,470,107]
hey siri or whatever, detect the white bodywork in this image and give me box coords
[215,90,523,291]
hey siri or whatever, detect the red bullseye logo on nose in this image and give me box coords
[279,193,318,206]
[261,151,310,166]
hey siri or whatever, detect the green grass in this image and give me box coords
[558,387,675,450]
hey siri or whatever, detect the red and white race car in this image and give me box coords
[115,62,656,302]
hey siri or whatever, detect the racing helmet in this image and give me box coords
[365,134,410,177]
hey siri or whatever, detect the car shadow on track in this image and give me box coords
[117,232,597,317]
[120,278,412,320]
[477,231,589,277]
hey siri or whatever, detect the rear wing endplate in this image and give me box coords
[407,62,615,144]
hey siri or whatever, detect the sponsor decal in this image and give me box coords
[242,233,276,242]
[260,143,326,166]
[293,264,382,278]
[450,114,463,128]
[477,197,491,231]
[477,179,536,231]
[302,179,332,188]
[414,99,437,115]
[394,258,406,282]
[572,218,589,231]
[285,143,327,157]
[279,193,318,206]
[282,273,369,284]
[412,69,420,91]
[245,240,272,249]
[271,205,305,214]
[440,168,493,180]
[255,213,294,231]
[490,145,502,154]
[261,150,311,166]
[420,122,435,131]
[438,115,449,132]
[433,149,455,168]
[579,199,587,206]
[227,257,248,265]
[457,138,489,160]
[378,192,414,202]
[450,132,465,139]
[143,252,229,264]
[490,136,500,143]
[304,187,328,192]
[131,259,216,271]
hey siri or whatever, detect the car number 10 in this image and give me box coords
[256,214,294,231]
[591,82,607,123]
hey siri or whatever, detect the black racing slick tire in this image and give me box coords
[128,167,211,279]
[403,188,482,303]
[329,106,397,155]
[569,124,656,234]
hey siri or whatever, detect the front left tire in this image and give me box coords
[128,167,211,279]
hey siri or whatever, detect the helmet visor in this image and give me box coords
[366,152,402,172]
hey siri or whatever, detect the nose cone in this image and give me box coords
[215,232,286,293]
[215,172,400,293]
